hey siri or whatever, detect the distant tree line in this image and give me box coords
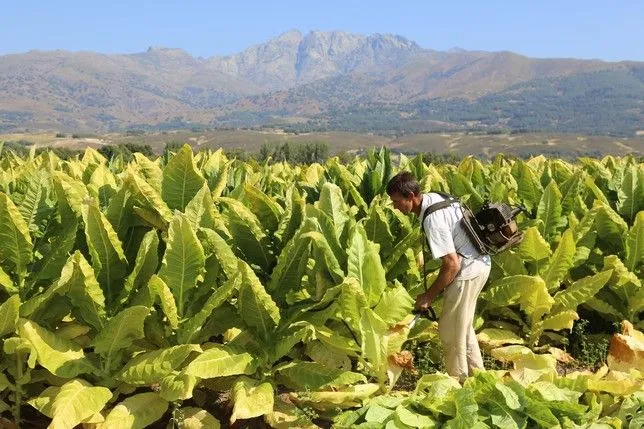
[258,141,329,164]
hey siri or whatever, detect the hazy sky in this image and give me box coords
[2,0,642,61]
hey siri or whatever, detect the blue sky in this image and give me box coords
[2,0,642,61]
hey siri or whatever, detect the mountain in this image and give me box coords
[0,29,642,135]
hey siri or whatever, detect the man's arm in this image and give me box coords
[415,252,461,311]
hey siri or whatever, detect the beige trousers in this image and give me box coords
[438,268,490,383]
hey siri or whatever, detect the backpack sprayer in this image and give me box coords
[408,193,526,329]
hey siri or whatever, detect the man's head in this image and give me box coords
[386,171,422,215]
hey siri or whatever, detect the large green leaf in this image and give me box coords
[240,183,283,233]
[512,161,542,213]
[159,372,198,402]
[559,171,582,216]
[327,159,368,213]
[360,308,388,383]
[540,228,576,292]
[146,275,179,329]
[217,197,274,271]
[552,270,613,312]
[626,211,644,274]
[118,344,202,385]
[82,199,128,306]
[177,274,239,344]
[98,392,169,429]
[521,390,563,428]
[197,228,239,280]
[133,153,163,191]
[482,275,554,325]
[373,283,414,325]
[467,373,525,429]
[184,183,217,231]
[594,201,628,251]
[158,214,205,317]
[443,387,480,429]
[92,306,149,370]
[0,294,19,337]
[127,171,173,223]
[278,187,305,246]
[268,230,312,299]
[338,278,368,335]
[46,379,112,429]
[184,344,258,378]
[364,205,395,258]
[306,205,346,265]
[275,361,366,390]
[348,224,387,307]
[536,180,564,239]
[22,251,106,330]
[289,383,380,411]
[0,265,16,294]
[540,310,578,331]
[237,261,281,342]
[447,171,485,212]
[267,323,315,364]
[230,376,275,424]
[175,407,221,429]
[120,229,159,306]
[18,319,94,378]
[319,182,351,240]
[52,171,87,219]
[0,192,33,274]
[617,165,644,222]
[518,227,551,262]
[491,251,527,279]
[383,230,420,275]
[15,169,53,236]
[105,184,134,240]
[162,144,206,211]
[32,219,79,283]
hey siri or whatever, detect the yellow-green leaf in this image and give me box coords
[0,192,33,273]
[348,224,387,306]
[118,344,202,385]
[626,211,644,274]
[98,392,168,429]
[176,407,220,429]
[184,344,257,379]
[552,270,613,312]
[518,227,551,262]
[158,214,205,317]
[82,199,128,305]
[92,306,149,363]
[48,379,112,429]
[230,376,274,423]
[0,295,19,337]
[18,319,94,378]
[162,144,206,211]
[541,229,576,291]
[237,261,280,342]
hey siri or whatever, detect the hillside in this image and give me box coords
[0,29,642,134]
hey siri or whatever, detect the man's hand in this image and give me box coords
[415,292,433,311]
[415,252,461,312]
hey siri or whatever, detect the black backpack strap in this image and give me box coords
[421,193,459,224]
[420,193,464,266]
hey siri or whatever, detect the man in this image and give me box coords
[386,171,491,383]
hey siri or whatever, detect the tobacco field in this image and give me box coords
[0,144,642,428]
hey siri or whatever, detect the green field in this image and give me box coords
[0,145,641,428]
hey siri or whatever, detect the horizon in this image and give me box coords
[1,1,642,62]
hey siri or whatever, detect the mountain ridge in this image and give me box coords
[0,29,642,134]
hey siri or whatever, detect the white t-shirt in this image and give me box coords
[420,193,491,280]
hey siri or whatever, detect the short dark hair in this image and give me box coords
[386,171,420,197]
